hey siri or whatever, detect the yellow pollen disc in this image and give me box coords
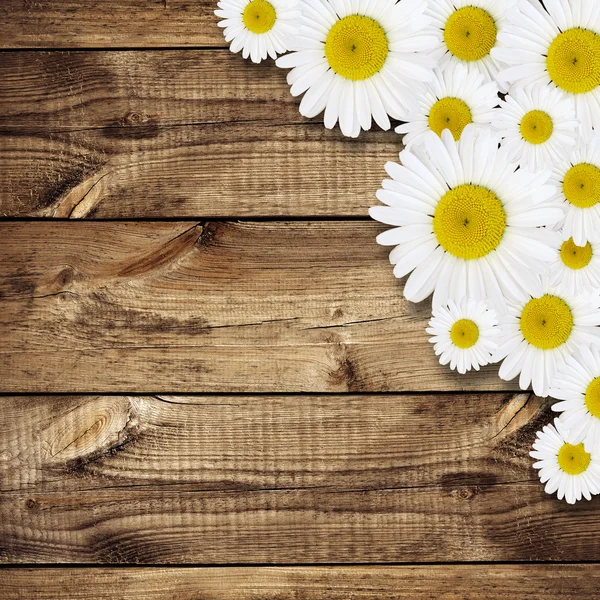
[433,184,506,260]
[585,377,600,418]
[324,15,388,81]
[557,442,591,475]
[450,318,479,349]
[560,238,593,270]
[428,97,473,140]
[519,110,554,145]
[443,6,497,62]
[563,163,600,208]
[242,0,276,33]
[547,28,600,95]
[519,295,573,350]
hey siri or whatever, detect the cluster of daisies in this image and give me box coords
[216,0,600,504]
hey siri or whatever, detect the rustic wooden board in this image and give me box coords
[3,565,598,598]
[0,51,399,218]
[0,393,539,493]
[0,221,519,393]
[4,392,600,564]
[0,1,225,48]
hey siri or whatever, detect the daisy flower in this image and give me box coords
[492,0,600,139]
[551,346,600,453]
[275,0,437,138]
[494,283,600,397]
[493,83,578,173]
[369,125,562,310]
[395,62,499,148]
[426,297,500,374]
[215,0,300,63]
[531,418,600,504]
[549,138,600,247]
[426,0,517,92]
[549,232,600,296]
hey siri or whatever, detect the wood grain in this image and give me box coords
[4,392,600,564]
[0,221,519,393]
[3,565,598,598]
[0,393,539,493]
[0,1,225,48]
[0,51,399,218]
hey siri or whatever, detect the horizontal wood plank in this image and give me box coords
[2,565,598,598]
[5,392,600,563]
[1,1,225,48]
[0,393,539,493]
[0,51,398,218]
[0,221,518,393]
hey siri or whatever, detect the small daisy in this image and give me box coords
[549,138,600,247]
[215,0,300,63]
[549,232,600,297]
[492,0,600,139]
[494,283,600,397]
[531,418,600,504]
[395,62,499,148]
[426,0,517,91]
[551,346,600,453]
[275,0,437,138]
[369,125,562,309]
[493,83,578,173]
[426,297,500,374]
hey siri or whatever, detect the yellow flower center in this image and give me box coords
[443,6,497,62]
[428,97,473,140]
[560,238,593,270]
[585,377,600,418]
[563,163,600,208]
[547,28,600,95]
[324,15,388,81]
[433,184,506,260]
[557,442,591,475]
[242,0,276,34]
[519,110,554,145]
[450,318,479,349]
[519,295,573,350]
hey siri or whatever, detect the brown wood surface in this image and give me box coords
[0,51,398,218]
[0,1,225,48]
[3,565,598,598]
[2,0,599,591]
[5,392,598,564]
[0,221,518,393]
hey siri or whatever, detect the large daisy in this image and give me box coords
[549,233,600,296]
[275,0,437,137]
[551,345,600,453]
[426,0,517,91]
[492,0,600,139]
[396,62,499,148]
[549,138,600,246]
[216,0,300,63]
[369,125,562,309]
[426,297,500,374]
[531,418,600,504]
[494,283,600,397]
[493,83,578,173]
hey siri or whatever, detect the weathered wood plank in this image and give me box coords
[0,221,518,392]
[0,393,539,493]
[0,51,398,218]
[2,565,598,598]
[3,480,599,562]
[0,51,298,128]
[0,1,225,48]
[2,393,594,564]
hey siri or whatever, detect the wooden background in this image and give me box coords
[1,1,599,597]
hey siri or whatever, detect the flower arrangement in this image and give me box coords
[216,0,600,504]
